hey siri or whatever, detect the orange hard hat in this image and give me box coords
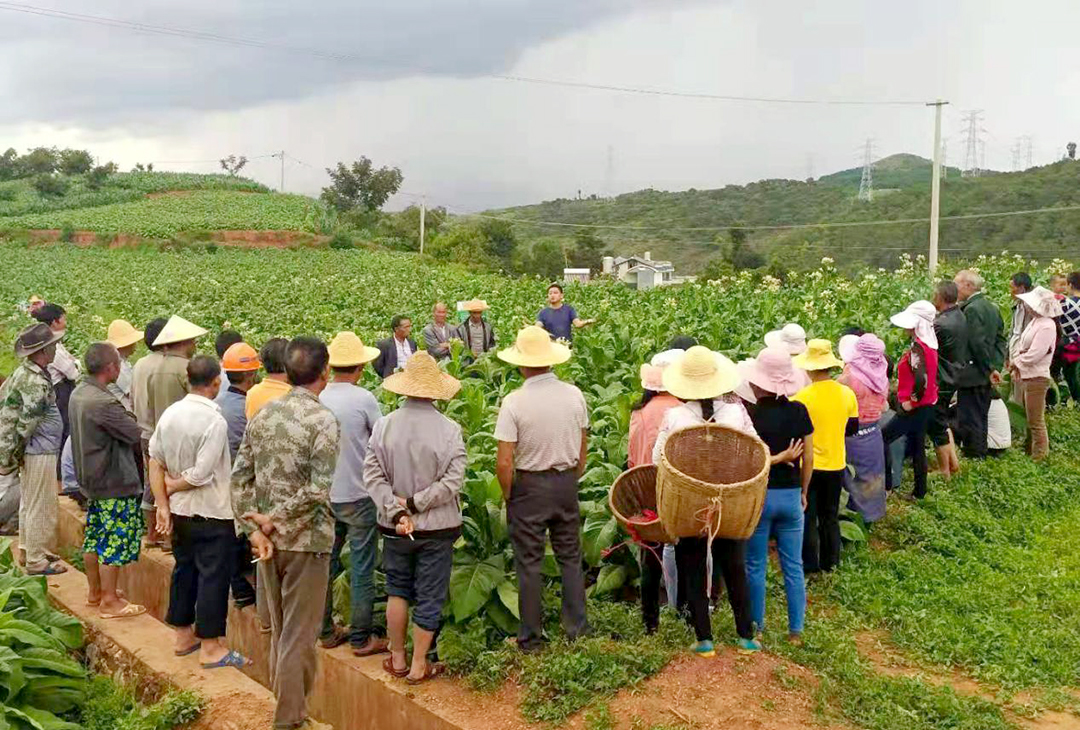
[221,342,261,372]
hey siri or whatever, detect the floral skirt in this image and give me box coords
[82,496,145,566]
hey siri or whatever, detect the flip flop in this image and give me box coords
[201,650,251,669]
[175,642,202,657]
[382,656,409,679]
[28,562,68,576]
[99,603,147,620]
[405,662,446,686]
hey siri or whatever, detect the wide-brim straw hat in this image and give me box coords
[382,351,461,400]
[14,323,64,359]
[764,323,808,355]
[153,315,208,347]
[792,338,843,371]
[498,325,572,368]
[662,346,740,401]
[328,331,380,367]
[1017,286,1064,318]
[106,319,144,349]
[462,299,490,313]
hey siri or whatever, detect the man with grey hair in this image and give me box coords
[70,342,147,618]
[954,269,1007,458]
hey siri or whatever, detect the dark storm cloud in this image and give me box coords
[0,0,702,125]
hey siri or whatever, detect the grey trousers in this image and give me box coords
[0,472,20,534]
[19,454,58,572]
[507,469,588,651]
[258,550,330,730]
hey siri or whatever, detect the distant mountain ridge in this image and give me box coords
[485,154,1079,272]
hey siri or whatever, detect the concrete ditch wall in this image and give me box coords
[53,497,471,730]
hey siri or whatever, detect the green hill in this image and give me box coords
[0,171,334,238]
[486,155,1080,272]
[818,153,964,190]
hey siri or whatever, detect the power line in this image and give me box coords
[447,203,1080,233]
[0,2,932,107]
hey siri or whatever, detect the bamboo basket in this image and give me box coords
[656,424,770,540]
[608,465,672,545]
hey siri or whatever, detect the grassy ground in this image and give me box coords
[444,409,1080,728]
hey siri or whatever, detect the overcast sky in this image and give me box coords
[2,0,1078,211]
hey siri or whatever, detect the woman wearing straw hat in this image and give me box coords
[792,339,858,574]
[628,348,683,633]
[883,301,939,498]
[743,346,814,646]
[1011,286,1063,460]
[652,346,760,657]
[495,326,589,653]
[363,351,465,683]
[837,334,890,524]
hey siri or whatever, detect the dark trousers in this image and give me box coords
[640,546,663,633]
[231,532,256,604]
[673,537,752,641]
[507,469,588,651]
[927,389,955,448]
[883,405,934,498]
[802,469,843,574]
[956,385,992,458]
[1065,360,1080,404]
[166,515,235,639]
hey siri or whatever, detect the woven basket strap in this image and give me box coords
[694,495,723,598]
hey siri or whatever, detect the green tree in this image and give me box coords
[219,154,248,176]
[479,218,517,270]
[377,205,446,250]
[58,149,94,175]
[569,230,609,273]
[18,147,59,176]
[723,225,765,270]
[321,157,403,214]
[426,223,496,268]
[84,162,118,191]
[518,238,565,280]
[31,174,68,197]
[0,148,19,180]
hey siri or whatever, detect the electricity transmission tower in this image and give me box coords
[961,110,985,177]
[858,138,875,202]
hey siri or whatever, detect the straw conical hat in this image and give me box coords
[328,331,380,367]
[497,325,571,368]
[462,299,490,312]
[661,346,739,401]
[152,315,208,347]
[106,320,144,349]
[382,351,461,400]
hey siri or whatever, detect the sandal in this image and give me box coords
[28,561,67,576]
[87,589,125,608]
[382,656,409,679]
[175,642,202,657]
[201,650,251,669]
[406,662,446,685]
[99,603,147,620]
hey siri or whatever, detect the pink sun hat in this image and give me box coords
[742,346,804,398]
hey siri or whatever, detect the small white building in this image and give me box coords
[563,267,591,283]
[601,251,679,290]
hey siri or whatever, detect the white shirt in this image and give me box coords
[48,341,81,385]
[107,358,134,412]
[148,394,233,520]
[652,397,757,465]
[394,336,413,371]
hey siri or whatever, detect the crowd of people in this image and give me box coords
[0,269,1074,727]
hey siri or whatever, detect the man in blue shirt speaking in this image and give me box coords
[536,283,593,343]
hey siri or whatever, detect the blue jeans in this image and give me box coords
[745,488,806,635]
[321,498,379,647]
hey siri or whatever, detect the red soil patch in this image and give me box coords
[22,230,324,249]
[401,647,846,730]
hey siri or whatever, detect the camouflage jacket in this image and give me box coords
[0,361,56,475]
[230,386,340,553]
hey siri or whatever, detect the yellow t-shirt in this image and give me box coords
[245,378,292,421]
[793,380,859,472]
